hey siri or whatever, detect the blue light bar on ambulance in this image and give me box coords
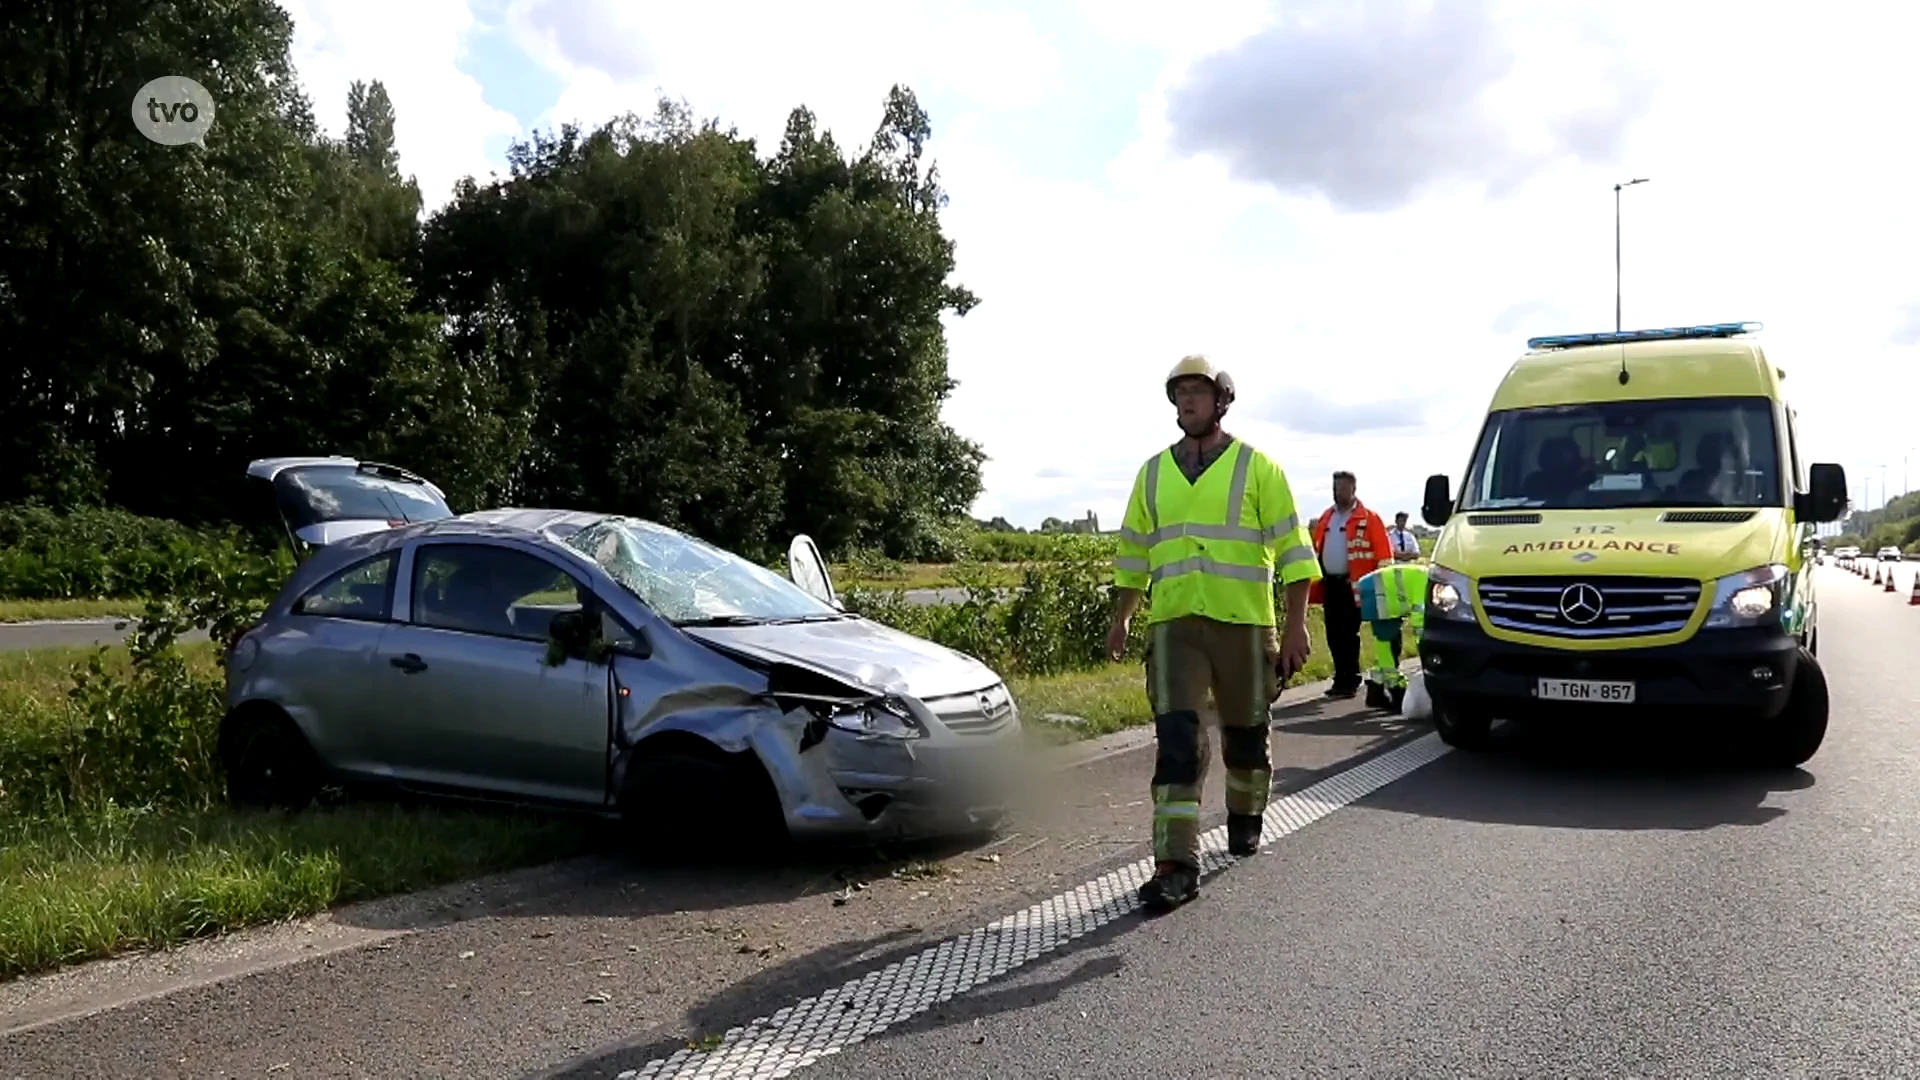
[1526,321,1763,351]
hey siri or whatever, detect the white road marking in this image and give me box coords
[619,733,1454,1079]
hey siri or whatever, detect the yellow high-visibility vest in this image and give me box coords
[1358,562,1429,630]
[1113,439,1322,626]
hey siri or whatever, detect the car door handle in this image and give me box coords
[390,653,428,674]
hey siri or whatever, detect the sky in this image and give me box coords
[275,0,1920,530]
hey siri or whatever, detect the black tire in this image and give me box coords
[221,707,324,810]
[1433,695,1495,751]
[1755,647,1828,769]
[620,749,789,863]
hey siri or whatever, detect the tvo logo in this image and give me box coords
[132,76,216,146]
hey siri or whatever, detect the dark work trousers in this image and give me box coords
[1321,573,1361,691]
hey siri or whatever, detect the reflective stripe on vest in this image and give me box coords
[1122,441,1309,625]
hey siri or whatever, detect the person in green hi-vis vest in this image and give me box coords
[1355,561,1428,712]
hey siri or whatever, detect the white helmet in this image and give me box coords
[1165,354,1237,406]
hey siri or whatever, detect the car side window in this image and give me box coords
[410,543,587,642]
[291,552,398,621]
[599,608,643,654]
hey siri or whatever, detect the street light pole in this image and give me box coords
[1615,177,1649,331]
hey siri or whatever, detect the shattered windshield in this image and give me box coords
[562,517,842,626]
[1458,397,1783,511]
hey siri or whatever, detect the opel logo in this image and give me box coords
[1558,583,1605,625]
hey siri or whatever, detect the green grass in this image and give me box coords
[1011,610,1410,742]
[833,561,1029,592]
[0,644,595,981]
[0,598,142,623]
[0,802,591,981]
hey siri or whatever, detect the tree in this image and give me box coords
[2,0,985,561]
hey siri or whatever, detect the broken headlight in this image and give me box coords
[828,697,925,739]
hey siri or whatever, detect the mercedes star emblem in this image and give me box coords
[1558,583,1605,625]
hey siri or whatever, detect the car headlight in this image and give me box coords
[828,697,926,740]
[1425,564,1475,622]
[1703,563,1789,629]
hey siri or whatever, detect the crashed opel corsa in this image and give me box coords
[220,508,1023,850]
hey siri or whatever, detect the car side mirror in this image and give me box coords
[544,609,594,666]
[1799,463,1847,524]
[1422,474,1453,528]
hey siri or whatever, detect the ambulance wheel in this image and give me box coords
[1433,695,1493,751]
[1753,648,1827,770]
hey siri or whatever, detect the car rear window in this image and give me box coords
[273,465,451,530]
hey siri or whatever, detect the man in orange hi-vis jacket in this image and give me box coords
[1310,470,1393,699]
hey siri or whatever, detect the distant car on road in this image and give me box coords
[1879,546,1904,562]
[219,509,1021,852]
[246,456,453,559]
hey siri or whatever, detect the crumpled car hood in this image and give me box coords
[681,617,1001,700]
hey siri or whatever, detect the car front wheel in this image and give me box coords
[620,746,789,863]
[1433,694,1495,751]
[1754,647,1828,770]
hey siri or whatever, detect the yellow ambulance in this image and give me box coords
[1418,322,1848,767]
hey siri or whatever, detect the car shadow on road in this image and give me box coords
[1367,720,1816,832]
[320,786,1020,935]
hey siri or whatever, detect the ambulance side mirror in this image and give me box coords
[1799,463,1847,524]
[1421,474,1453,528]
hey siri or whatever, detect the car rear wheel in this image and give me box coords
[620,746,788,863]
[1754,647,1827,770]
[221,707,324,809]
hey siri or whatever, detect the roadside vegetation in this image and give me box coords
[0,529,1395,980]
[0,0,1415,984]
[1832,490,1920,557]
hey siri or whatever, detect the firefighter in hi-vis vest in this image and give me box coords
[1355,560,1428,712]
[1106,355,1321,912]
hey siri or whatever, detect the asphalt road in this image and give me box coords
[8,562,1913,1078]
[0,589,967,653]
[0,667,1419,1078]
[777,562,1920,1079]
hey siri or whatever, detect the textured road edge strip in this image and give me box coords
[620,732,1454,1080]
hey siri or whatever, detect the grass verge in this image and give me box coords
[0,598,141,624]
[1010,614,1410,742]
[832,561,1029,592]
[0,803,592,981]
[0,644,595,982]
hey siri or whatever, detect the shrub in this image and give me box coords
[0,552,284,817]
[845,555,1325,680]
[0,503,279,601]
[843,558,1141,678]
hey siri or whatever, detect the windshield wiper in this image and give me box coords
[673,614,770,627]
[766,613,849,624]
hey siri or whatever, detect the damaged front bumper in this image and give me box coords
[790,729,1021,841]
[671,636,1026,844]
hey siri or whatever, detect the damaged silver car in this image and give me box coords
[220,509,1024,851]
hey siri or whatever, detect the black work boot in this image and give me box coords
[1227,813,1264,856]
[1138,862,1200,912]
[1364,681,1390,710]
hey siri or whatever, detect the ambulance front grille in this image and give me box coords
[1478,576,1702,638]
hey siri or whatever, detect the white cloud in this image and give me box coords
[280,0,521,207]
[286,0,1920,529]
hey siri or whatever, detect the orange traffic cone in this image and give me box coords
[1874,564,1883,585]
[1908,575,1920,606]
[1889,569,1901,593]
